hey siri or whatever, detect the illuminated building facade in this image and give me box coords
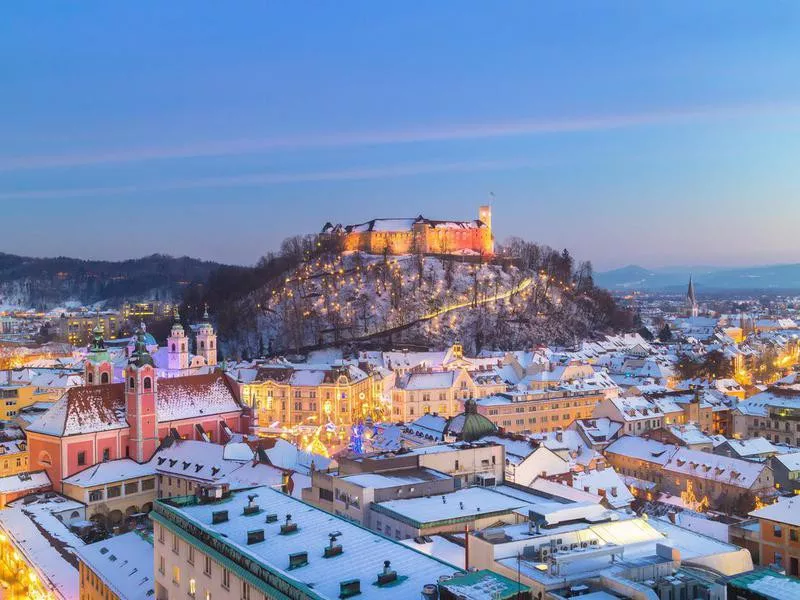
[321,205,494,256]
[236,363,384,431]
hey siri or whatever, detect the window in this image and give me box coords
[204,556,212,576]
[791,529,798,542]
[241,582,251,600]
[77,451,86,466]
[125,481,139,494]
[142,478,155,491]
[189,578,196,597]
[158,526,165,543]
[102,448,110,462]
[205,592,211,600]
[172,533,179,554]
[172,565,180,584]
[159,555,165,574]
[107,485,121,499]
[222,568,230,590]
[89,490,103,502]
[144,377,152,390]
[774,525,783,538]
[188,546,195,565]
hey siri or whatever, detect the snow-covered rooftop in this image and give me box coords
[63,459,154,488]
[154,486,462,599]
[74,531,154,600]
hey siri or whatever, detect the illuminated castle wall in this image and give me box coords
[322,205,494,256]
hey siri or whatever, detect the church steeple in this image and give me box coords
[196,303,217,367]
[167,307,189,371]
[687,276,699,318]
[85,320,112,385]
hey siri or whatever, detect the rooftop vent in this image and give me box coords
[288,551,308,570]
[211,510,228,524]
[376,560,398,586]
[280,514,298,535]
[182,461,191,470]
[243,494,260,516]
[211,467,220,476]
[339,579,361,598]
[247,529,264,545]
[169,459,177,467]
[265,513,278,523]
[325,531,343,558]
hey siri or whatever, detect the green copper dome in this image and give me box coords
[128,328,155,368]
[445,398,497,442]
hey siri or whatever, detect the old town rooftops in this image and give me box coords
[26,371,242,437]
[663,447,768,489]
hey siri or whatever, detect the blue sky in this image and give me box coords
[2,2,799,269]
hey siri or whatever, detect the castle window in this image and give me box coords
[171,343,176,352]
[87,372,93,384]
[144,377,152,390]
[181,343,186,351]
[200,341,205,350]
[101,372,109,384]
[129,377,135,390]
[210,341,214,348]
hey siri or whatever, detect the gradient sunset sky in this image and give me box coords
[2,2,799,269]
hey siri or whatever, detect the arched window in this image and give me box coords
[171,343,176,352]
[70,511,80,519]
[129,377,135,390]
[101,372,109,384]
[181,343,186,352]
[210,341,214,349]
[144,377,152,390]
[87,372,93,384]
[200,341,205,350]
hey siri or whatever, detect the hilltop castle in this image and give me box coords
[321,205,494,256]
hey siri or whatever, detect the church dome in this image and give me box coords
[444,399,497,442]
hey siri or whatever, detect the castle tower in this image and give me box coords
[167,308,189,372]
[195,305,218,367]
[687,276,699,318]
[478,205,492,230]
[478,205,494,255]
[125,328,158,462]
[85,323,113,385]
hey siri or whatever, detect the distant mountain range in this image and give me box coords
[0,252,224,309]
[595,264,800,292]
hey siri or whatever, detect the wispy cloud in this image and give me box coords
[1,102,797,172]
[0,158,540,200]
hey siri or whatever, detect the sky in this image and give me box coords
[2,2,800,270]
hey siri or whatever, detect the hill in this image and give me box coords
[595,263,800,292]
[211,244,631,358]
[0,252,224,309]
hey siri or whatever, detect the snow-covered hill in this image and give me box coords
[224,251,618,356]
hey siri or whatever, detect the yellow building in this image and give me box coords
[61,459,156,531]
[391,367,506,421]
[77,530,155,600]
[0,440,29,478]
[236,363,383,430]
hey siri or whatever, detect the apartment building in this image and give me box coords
[151,485,462,600]
[750,496,800,577]
[476,389,605,435]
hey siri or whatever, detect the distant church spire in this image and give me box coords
[687,276,699,318]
